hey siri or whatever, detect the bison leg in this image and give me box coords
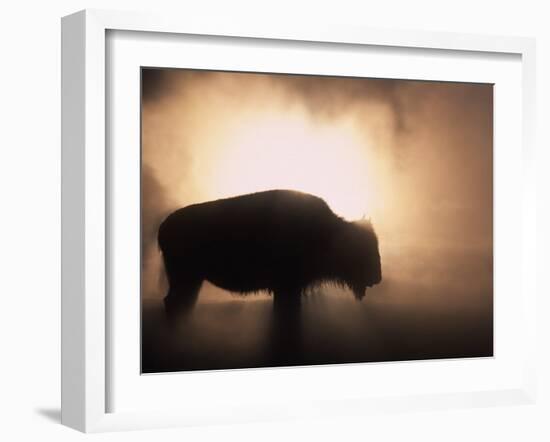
[272,290,302,317]
[163,277,202,319]
[270,289,303,364]
[162,254,202,319]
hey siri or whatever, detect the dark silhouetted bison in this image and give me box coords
[158,189,382,317]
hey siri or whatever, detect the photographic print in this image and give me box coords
[141,68,493,373]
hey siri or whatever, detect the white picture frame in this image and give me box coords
[61,9,537,433]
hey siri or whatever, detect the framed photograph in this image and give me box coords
[61,9,537,432]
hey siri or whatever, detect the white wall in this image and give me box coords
[0,1,548,441]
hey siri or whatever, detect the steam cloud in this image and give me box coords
[141,69,493,303]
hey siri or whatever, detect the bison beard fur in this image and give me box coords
[158,189,382,317]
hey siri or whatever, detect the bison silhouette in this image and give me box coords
[158,189,382,317]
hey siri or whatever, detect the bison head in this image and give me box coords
[330,219,382,299]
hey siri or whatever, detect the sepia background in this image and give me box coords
[141,68,493,372]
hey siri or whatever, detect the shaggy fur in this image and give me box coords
[158,189,382,317]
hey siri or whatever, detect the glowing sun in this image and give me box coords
[205,112,374,221]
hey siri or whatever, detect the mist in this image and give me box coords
[140,68,493,371]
